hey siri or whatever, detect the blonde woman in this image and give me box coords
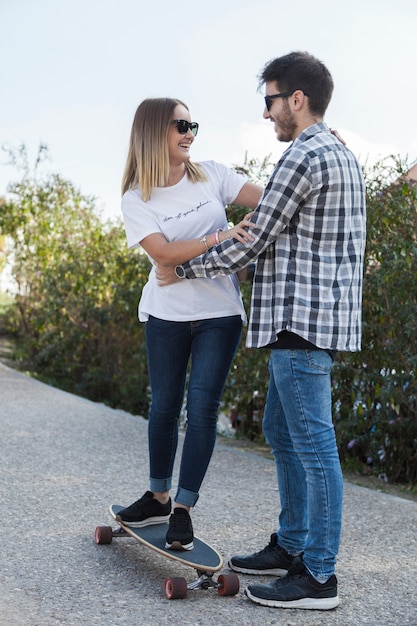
[117,97,262,550]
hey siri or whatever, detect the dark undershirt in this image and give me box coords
[266,331,336,359]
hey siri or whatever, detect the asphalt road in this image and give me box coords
[1,361,416,625]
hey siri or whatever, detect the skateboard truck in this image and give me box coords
[163,570,239,600]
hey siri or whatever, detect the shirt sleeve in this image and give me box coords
[200,160,248,205]
[121,190,162,249]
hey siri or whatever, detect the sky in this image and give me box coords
[1,0,417,222]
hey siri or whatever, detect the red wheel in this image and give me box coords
[164,577,188,600]
[94,526,113,545]
[217,573,240,596]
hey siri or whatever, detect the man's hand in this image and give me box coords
[155,264,180,287]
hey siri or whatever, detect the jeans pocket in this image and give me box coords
[305,350,333,374]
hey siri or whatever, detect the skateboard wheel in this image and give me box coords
[164,577,188,600]
[217,573,240,596]
[94,526,113,545]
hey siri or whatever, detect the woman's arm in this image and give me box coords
[233,181,263,209]
[141,216,254,266]
[141,182,263,266]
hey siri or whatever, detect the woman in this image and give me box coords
[117,97,262,550]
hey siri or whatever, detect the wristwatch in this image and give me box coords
[175,265,187,279]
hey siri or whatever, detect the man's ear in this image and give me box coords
[291,89,307,111]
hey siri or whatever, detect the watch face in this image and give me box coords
[175,265,185,279]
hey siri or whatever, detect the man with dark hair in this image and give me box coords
[158,51,366,610]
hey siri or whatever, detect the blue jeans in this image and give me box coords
[262,349,343,580]
[145,315,242,508]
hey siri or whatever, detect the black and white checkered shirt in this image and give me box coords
[183,123,366,351]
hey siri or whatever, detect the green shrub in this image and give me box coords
[224,155,417,485]
[0,158,150,415]
[333,157,417,484]
[1,149,416,485]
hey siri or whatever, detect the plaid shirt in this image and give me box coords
[183,123,366,351]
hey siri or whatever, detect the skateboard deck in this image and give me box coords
[94,504,240,599]
[109,504,222,570]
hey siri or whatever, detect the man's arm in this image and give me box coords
[157,150,312,284]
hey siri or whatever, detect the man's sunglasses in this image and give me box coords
[264,90,310,111]
[171,119,199,136]
[264,92,294,111]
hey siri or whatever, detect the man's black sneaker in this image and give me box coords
[228,533,296,576]
[114,491,171,528]
[244,556,339,610]
[165,507,194,551]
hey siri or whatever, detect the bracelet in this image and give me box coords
[200,236,209,251]
[215,228,223,245]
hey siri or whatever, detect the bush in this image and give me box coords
[220,156,273,439]
[224,155,417,485]
[0,155,150,415]
[333,157,417,484]
[1,150,416,485]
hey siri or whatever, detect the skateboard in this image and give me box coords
[94,504,240,600]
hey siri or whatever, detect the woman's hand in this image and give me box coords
[220,212,255,245]
[155,264,180,287]
[330,128,346,145]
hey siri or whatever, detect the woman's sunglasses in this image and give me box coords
[171,119,199,137]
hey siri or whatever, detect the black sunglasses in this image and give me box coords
[264,92,294,111]
[171,119,199,136]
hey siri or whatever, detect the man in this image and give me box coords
[157,51,366,610]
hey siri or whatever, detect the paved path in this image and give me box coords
[1,361,416,625]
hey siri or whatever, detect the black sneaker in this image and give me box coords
[165,507,194,551]
[244,556,339,610]
[228,533,295,576]
[115,491,171,528]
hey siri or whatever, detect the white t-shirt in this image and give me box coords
[121,160,248,323]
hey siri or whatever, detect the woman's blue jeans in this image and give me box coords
[145,314,242,508]
[262,349,343,580]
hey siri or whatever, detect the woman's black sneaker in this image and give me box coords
[114,491,171,527]
[165,507,194,551]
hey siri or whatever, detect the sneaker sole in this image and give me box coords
[114,513,171,528]
[244,587,340,610]
[165,540,194,551]
[228,561,288,576]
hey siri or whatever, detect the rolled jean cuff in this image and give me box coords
[174,487,199,508]
[150,477,172,493]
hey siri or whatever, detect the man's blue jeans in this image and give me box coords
[145,314,242,508]
[262,349,343,580]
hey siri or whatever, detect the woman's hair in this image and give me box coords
[121,97,206,200]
